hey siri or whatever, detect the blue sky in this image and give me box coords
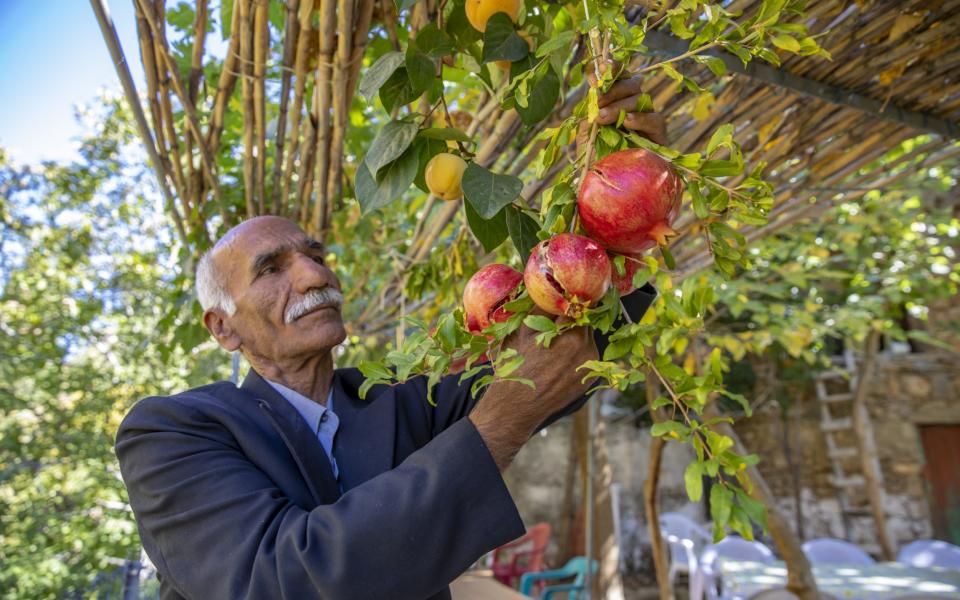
[0,0,143,164]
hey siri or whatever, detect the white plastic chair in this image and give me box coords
[897,539,960,569]
[660,512,711,600]
[699,536,776,600]
[801,538,875,566]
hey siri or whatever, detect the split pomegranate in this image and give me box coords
[463,264,524,334]
[610,252,642,295]
[578,148,683,254]
[524,233,611,318]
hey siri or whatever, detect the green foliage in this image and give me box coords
[0,99,230,598]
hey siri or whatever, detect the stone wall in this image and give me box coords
[499,349,959,571]
[735,351,960,553]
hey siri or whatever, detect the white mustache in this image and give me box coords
[285,288,344,324]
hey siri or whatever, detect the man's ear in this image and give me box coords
[203,309,242,352]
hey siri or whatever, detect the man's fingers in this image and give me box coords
[623,112,668,145]
[596,94,648,124]
[586,59,623,88]
[597,76,645,108]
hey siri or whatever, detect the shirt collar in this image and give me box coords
[263,379,334,434]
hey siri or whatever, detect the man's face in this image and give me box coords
[212,217,346,361]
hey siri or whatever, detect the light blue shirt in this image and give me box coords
[265,379,340,481]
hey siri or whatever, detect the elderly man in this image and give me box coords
[116,82,661,600]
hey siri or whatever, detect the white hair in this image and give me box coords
[196,247,237,315]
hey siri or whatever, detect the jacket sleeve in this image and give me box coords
[116,394,525,600]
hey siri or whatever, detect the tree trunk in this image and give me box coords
[644,435,671,600]
[644,371,673,600]
[573,396,626,599]
[852,330,895,560]
[705,406,820,600]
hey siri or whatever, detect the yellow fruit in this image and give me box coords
[465,0,522,32]
[425,153,468,201]
[495,31,534,71]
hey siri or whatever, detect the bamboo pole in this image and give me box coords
[90,0,188,244]
[205,0,241,155]
[324,0,355,235]
[134,0,222,204]
[311,0,337,235]
[281,0,317,215]
[185,0,208,205]
[270,0,300,215]
[238,0,257,217]
[253,0,269,212]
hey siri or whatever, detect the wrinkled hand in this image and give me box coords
[469,310,598,470]
[577,60,667,149]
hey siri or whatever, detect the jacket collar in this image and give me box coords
[241,369,340,505]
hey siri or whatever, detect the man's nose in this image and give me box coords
[289,253,337,293]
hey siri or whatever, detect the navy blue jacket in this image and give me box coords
[115,285,656,600]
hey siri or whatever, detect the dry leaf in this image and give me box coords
[878,61,907,86]
[888,13,924,43]
[758,114,785,146]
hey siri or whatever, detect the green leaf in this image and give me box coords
[690,182,709,219]
[661,245,676,270]
[685,462,704,502]
[359,359,394,381]
[413,23,456,58]
[710,485,734,526]
[360,52,406,100]
[736,488,768,530]
[461,162,523,219]
[481,13,529,63]
[516,66,560,126]
[506,206,541,264]
[446,0,481,46]
[535,30,575,58]
[694,55,727,77]
[720,389,752,416]
[406,47,437,93]
[418,127,473,142]
[772,34,801,53]
[650,421,691,438]
[707,123,734,156]
[355,149,418,214]
[379,67,421,113]
[366,120,419,178]
[523,315,557,333]
[396,0,419,12]
[701,159,742,177]
[603,337,634,361]
[464,201,509,252]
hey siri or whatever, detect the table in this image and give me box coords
[451,570,530,600]
[718,559,960,599]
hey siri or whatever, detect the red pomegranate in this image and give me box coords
[578,148,683,254]
[524,233,611,318]
[463,264,524,334]
[610,252,642,295]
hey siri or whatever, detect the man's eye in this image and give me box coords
[260,265,278,276]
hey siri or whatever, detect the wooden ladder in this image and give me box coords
[814,337,893,558]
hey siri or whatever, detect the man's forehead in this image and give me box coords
[212,217,314,268]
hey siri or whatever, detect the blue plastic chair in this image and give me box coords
[519,556,598,599]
